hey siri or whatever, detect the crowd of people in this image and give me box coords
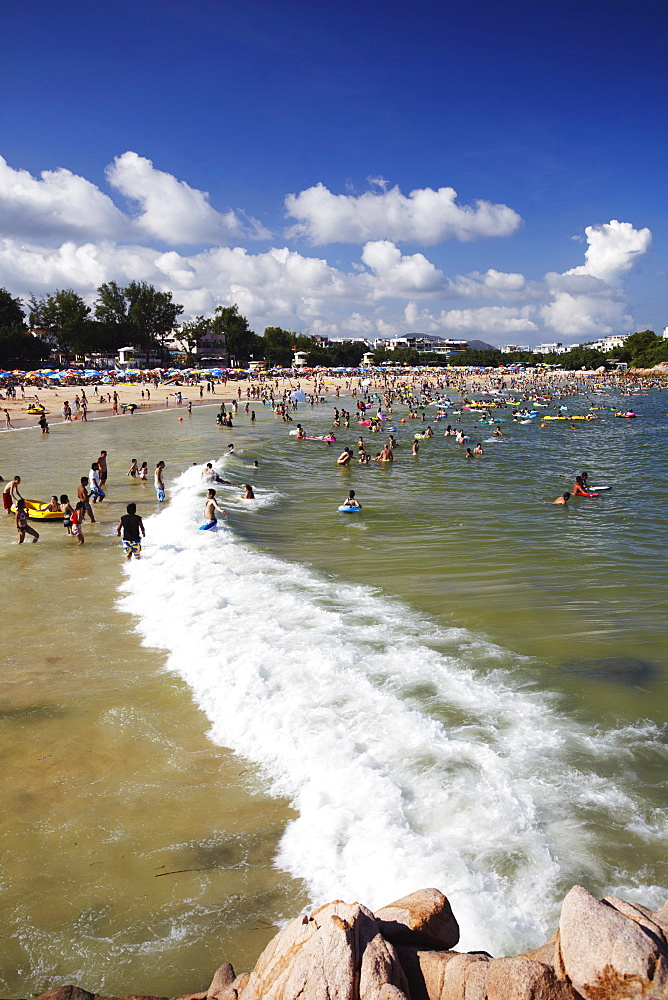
[1,450,168,553]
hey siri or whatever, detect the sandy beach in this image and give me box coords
[3,367,662,434]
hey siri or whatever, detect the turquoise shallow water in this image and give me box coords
[0,384,666,995]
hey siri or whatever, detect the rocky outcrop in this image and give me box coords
[557,885,668,998]
[375,890,460,952]
[21,884,668,1000]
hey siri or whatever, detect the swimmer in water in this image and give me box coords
[473,443,483,455]
[46,495,60,511]
[412,440,419,455]
[572,476,596,497]
[240,484,255,499]
[493,427,503,436]
[344,490,360,508]
[553,492,571,505]
[336,448,352,465]
[201,489,226,529]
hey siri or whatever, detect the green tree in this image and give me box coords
[262,326,309,366]
[0,288,26,328]
[95,281,132,342]
[425,347,504,367]
[94,281,183,357]
[28,289,91,354]
[326,340,367,367]
[372,347,423,365]
[175,315,211,365]
[553,347,607,370]
[618,329,661,368]
[0,328,45,367]
[125,281,184,356]
[212,305,262,362]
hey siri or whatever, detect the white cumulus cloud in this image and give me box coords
[566,219,651,284]
[0,151,652,350]
[361,240,445,295]
[0,153,270,248]
[285,181,522,245]
[542,220,651,337]
[0,156,127,242]
[105,152,261,244]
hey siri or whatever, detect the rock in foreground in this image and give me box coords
[20,884,668,1000]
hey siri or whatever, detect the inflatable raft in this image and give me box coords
[12,499,63,521]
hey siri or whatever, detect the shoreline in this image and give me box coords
[1,368,665,433]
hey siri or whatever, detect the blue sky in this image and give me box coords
[1,0,665,346]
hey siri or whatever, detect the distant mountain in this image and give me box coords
[466,339,496,351]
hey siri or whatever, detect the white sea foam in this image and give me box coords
[118,463,668,955]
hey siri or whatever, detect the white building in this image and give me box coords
[372,335,468,355]
[500,345,530,354]
[533,342,577,355]
[587,334,628,351]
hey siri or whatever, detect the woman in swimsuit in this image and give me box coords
[16,499,39,543]
[60,495,73,534]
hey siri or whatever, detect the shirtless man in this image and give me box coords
[553,492,571,505]
[2,475,22,513]
[155,461,166,501]
[97,451,108,485]
[201,489,226,530]
[572,476,597,497]
[77,477,96,522]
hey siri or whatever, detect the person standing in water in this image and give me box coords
[70,502,85,544]
[117,502,145,560]
[201,489,226,530]
[89,462,105,502]
[15,499,39,542]
[3,475,22,513]
[155,461,166,501]
[97,450,108,486]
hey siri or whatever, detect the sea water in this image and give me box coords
[0,388,666,995]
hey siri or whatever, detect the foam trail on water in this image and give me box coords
[118,464,667,955]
